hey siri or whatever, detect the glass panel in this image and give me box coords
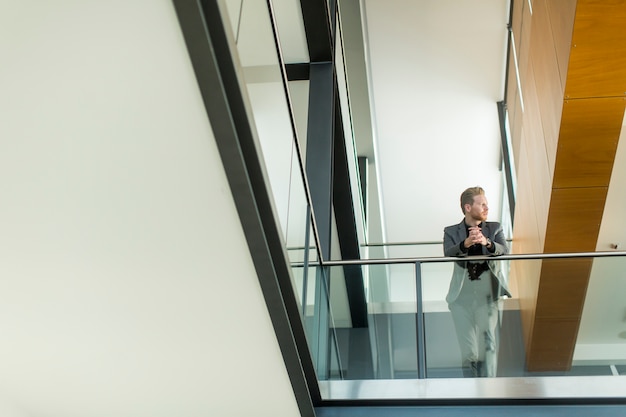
[302,262,318,344]
[420,256,626,379]
[221,0,319,304]
[327,264,372,380]
[304,264,344,380]
[299,221,319,323]
[334,13,367,257]
[421,257,519,378]
[381,263,419,379]
[267,0,310,65]
[323,263,419,380]
[314,254,626,401]
[289,210,314,317]
[574,256,626,373]
[387,242,443,259]
[285,79,310,162]
[284,148,311,266]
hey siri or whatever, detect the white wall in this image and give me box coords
[363,0,509,243]
[0,1,301,416]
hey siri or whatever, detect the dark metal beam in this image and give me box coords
[300,0,333,62]
[306,62,335,260]
[333,101,368,328]
[358,156,368,222]
[286,63,310,81]
[302,1,369,330]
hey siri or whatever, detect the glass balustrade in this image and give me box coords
[220,0,322,317]
[312,252,626,401]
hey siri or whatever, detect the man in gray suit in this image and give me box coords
[443,186,510,377]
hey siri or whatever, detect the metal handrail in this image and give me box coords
[360,241,444,247]
[360,238,513,247]
[320,250,626,267]
[319,249,626,381]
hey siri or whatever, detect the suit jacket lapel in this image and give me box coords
[454,220,467,265]
[480,222,491,255]
[482,222,492,239]
[455,220,465,242]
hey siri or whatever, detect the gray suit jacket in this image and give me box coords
[443,220,510,304]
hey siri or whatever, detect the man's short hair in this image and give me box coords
[460,186,485,213]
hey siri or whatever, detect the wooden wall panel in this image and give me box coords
[553,97,625,188]
[508,0,626,372]
[531,1,565,95]
[511,95,524,174]
[511,0,524,55]
[530,0,564,171]
[511,136,543,354]
[544,187,607,253]
[536,258,592,318]
[516,259,541,354]
[528,318,579,371]
[506,51,518,118]
[517,0,533,90]
[523,57,552,238]
[521,57,544,166]
[566,0,626,99]
[543,0,577,171]
[506,51,522,174]
[513,138,543,255]
[546,0,577,88]
[509,0,562,358]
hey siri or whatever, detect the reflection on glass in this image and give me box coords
[421,258,520,378]
[301,264,344,380]
[320,263,420,380]
[221,0,320,308]
[297,221,319,322]
[574,256,626,373]
[360,242,453,260]
[328,264,374,380]
[377,263,419,379]
[305,254,626,399]
[286,221,319,338]
[334,13,367,261]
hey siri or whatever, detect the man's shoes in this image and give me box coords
[466,361,484,377]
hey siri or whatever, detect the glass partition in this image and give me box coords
[574,255,626,373]
[301,264,344,380]
[316,253,626,401]
[334,12,367,253]
[320,263,420,380]
[220,0,321,309]
[421,258,520,378]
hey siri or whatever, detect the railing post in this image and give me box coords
[415,261,426,379]
[313,265,330,379]
[301,205,312,318]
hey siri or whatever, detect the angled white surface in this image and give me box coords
[0,1,300,416]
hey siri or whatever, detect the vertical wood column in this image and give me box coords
[509,0,626,371]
